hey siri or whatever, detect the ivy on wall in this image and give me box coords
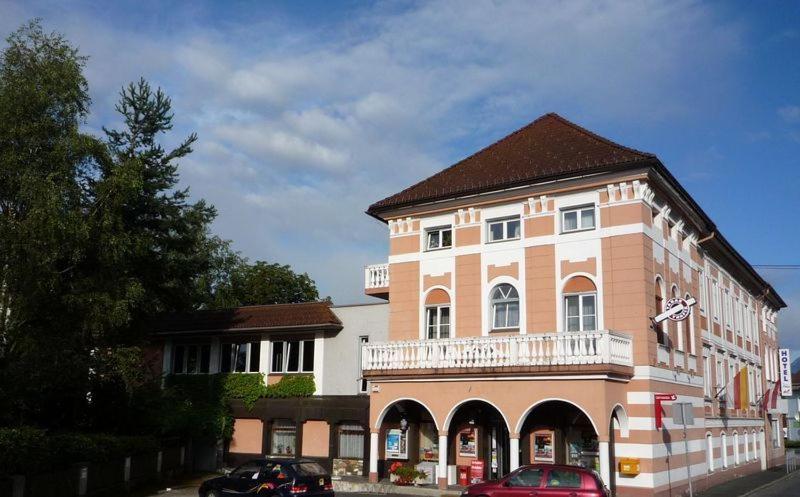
[163,373,315,439]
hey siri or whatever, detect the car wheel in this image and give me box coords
[205,490,219,497]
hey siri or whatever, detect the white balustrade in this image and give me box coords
[364,263,389,289]
[362,330,633,371]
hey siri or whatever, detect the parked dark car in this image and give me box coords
[199,458,334,497]
[461,464,609,497]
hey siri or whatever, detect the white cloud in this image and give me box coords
[778,105,800,123]
[3,0,749,302]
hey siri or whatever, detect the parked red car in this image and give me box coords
[461,464,609,497]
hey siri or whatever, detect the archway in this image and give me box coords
[446,400,510,482]
[375,399,439,480]
[518,400,599,471]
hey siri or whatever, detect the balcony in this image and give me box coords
[362,330,633,379]
[364,263,389,299]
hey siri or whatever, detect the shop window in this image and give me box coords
[490,283,519,329]
[425,226,452,250]
[419,422,439,462]
[270,420,296,455]
[338,423,365,459]
[172,344,211,374]
[271,340,314,373]
[220,342,259,373]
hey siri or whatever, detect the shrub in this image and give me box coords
[0,428,159,476]
[265,375,315,398]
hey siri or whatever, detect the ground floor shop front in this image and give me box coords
[365,377,786,497]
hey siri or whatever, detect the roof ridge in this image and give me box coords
[546,113,655,159]
[368,114,559,213]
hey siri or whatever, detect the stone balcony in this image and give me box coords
[361,330,634,379]
[364,263,389,299]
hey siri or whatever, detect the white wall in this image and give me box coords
[324,303,389,396]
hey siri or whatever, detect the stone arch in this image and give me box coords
[514,397,600,436]
[443,397,511,432]
[374,397,439,431]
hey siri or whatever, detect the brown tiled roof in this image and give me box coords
[367,113,656,214]
[154,302,342,335]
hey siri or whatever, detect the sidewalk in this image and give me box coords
[695,467,791,497]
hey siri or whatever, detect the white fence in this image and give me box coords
[364,263,389,289]
[361,330,633,371]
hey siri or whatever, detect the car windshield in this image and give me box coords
[292,462,327,476]
[231,461,262,479]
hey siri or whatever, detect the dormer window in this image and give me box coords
[561,206,595,233]
[487,217,521,242]
[425,226,452,250]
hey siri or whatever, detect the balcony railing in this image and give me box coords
[362,330,633,371]
[364,263,389,289]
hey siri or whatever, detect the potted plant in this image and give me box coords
[388,462,427,486]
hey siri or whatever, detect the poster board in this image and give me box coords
[458,427,478,457]
[385,429,408,459]
[533,430,554,462]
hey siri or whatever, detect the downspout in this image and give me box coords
[696,231,716,245]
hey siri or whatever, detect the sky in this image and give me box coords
[1,0,799,355]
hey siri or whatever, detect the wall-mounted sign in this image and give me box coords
[533,431,554,462]
[470,460,485,484]
[459,428,478,457]
[386,429,408,459]
[780,349,792,397]
[654,393,676,430]
[654,297,696,323]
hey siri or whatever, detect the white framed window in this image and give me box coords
[338,423,365,459]
[733,432,740,465]
[771,420,780,448]
[744,429,750,461]
[426,305,451,339]
[220,342,260,373]
[561,205,596,233]
[358,336,369,394]
[271,419,297,455]
[270,340,314,373]
[487,216,521,242]
[703,351,712,397]
[721,433,728,468]
[425,226,452,250]
[172,343,211,374]
[706,433,714,472]
[699,272,708,315]
[564,293,597,332]
[490,284,520,329]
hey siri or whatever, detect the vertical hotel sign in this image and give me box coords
[779,349,792,397]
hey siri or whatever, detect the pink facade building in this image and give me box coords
[361,113,787,497]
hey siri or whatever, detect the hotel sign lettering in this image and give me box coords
[779,349,792,397]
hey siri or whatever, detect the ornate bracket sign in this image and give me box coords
[654,393,676,430]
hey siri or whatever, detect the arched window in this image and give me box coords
[425,289,451,339]
[685,292,695,354]
[744,429,750,461]
[706,433,714,472]
[563,276,597,332]
[671,285,682,350]
[491,284,519,329]
[733,432,740,465]
[721,432,728,468]
[655,278,667,345]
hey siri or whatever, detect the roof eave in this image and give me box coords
[153,322,343,337]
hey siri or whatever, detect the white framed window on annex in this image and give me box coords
[424,288,451,339]
[490,283,520,330]
[270,339,315,373]
[560,205,596,234]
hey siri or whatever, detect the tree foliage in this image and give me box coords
[204,260,322,309]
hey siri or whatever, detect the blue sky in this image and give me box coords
[2,1,798,354]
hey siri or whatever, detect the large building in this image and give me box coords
[361,113,787,496]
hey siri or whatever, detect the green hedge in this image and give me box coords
[0,427,159,476]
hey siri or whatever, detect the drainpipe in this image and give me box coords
[696,231,715,245]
